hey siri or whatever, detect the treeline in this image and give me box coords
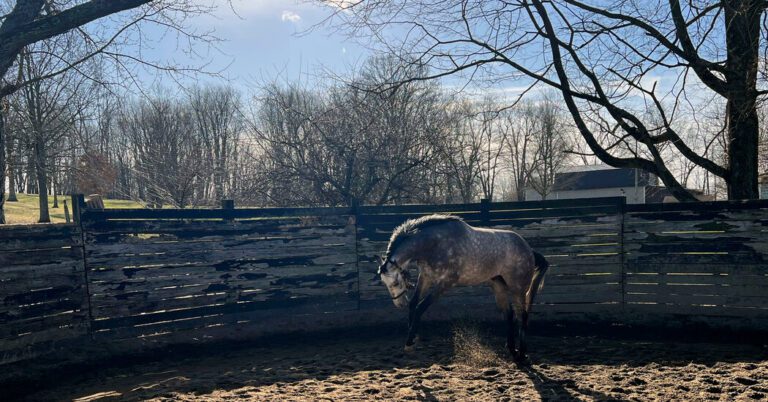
[5,85,245,212]
[8,56,754,224]
[249,59,572,206]
[3,57,579,221]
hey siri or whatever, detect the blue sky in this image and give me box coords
[136,0,369,89]
[121,0,695,104]
[121,0,577,99]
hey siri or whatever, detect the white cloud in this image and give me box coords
[281,10,302,23]
[326,0,357,10]
[226,0,295,15]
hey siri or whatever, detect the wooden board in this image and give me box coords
[83,215,360,340]
[0,223,90,364]
[4,197,768,367]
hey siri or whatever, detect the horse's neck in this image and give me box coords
[396,237,425,265]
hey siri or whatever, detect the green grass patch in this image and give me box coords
[3,193,143,225]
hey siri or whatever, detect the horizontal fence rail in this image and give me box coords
[1,196,767,369]
[83,215,358,341]
[0,224,89,365]
[623,200,768,328]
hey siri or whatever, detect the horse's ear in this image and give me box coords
[374,255,387,275]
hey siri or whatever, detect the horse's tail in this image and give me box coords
[526,250,549,307]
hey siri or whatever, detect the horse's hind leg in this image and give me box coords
[512,292,529,363]
[490,276,510,311]
[505,308,517,356]
[490,277,516,354]
[519,309,530,359]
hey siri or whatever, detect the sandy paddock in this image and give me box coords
[13,321,768,401]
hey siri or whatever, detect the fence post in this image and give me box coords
[480,198,491,226]
[349,198,360,224]
[64,199,70,224]
[618,197,627,316]
[71,193,95,339]
[350,198,361,311]
[221,199,235,222]
[71,194,86,226]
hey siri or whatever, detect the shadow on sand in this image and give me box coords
[520,364,629,402]
[8,320,768,401]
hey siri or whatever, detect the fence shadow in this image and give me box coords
[520,365,629,402]
[10,321,768,401]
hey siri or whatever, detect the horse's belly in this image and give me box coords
[454,267,496,287]
[456,278,487,287]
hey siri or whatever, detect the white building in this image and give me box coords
[525,166,710,203]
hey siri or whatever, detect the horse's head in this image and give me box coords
[377,256,411,309]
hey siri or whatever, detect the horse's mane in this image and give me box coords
[385,214,464,259]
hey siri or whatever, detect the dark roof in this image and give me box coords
[553,168,657,191]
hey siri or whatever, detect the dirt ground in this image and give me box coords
[15,322,768,401]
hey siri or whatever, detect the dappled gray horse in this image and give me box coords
[378,214,548,361]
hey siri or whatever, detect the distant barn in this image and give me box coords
[525,166,711,204]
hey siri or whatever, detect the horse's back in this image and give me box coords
[434,224,534,287]
[472,226,534,257]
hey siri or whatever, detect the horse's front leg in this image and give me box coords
[405,277,436,351]
[408,278,421,329]
[405,291,436,351]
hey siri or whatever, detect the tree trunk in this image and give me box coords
[35,135,49,223]
[26,156,35,193]
[7,152,17,201]
[724,0,761,200]
[0,109,5,224]
[52,176,58,208]
[214,165,225,202]
[213,139,225,202]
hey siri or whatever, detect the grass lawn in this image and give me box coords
[3,193,143,225]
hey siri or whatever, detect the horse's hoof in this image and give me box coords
[514,354,531,366]
[404,344,415,353]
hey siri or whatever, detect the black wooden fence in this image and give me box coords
[1,196,767,367]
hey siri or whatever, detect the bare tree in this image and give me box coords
[503,103,538,201]
[0,0,216,97]
[355,57,445,205]
[0,0,217,222]
[0,99,5,223]
[12,40,92,222]
[438,100,484,203]
[118,94,205,208]
[759,102,768,177]
[528,98,571,200]
[250,83,326,205]
[476,99,506,201]
[250,57,445,207]
[319,0,767,200]
[189,85,242,202]
[6,111,23,200]
[437,99,507,203]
